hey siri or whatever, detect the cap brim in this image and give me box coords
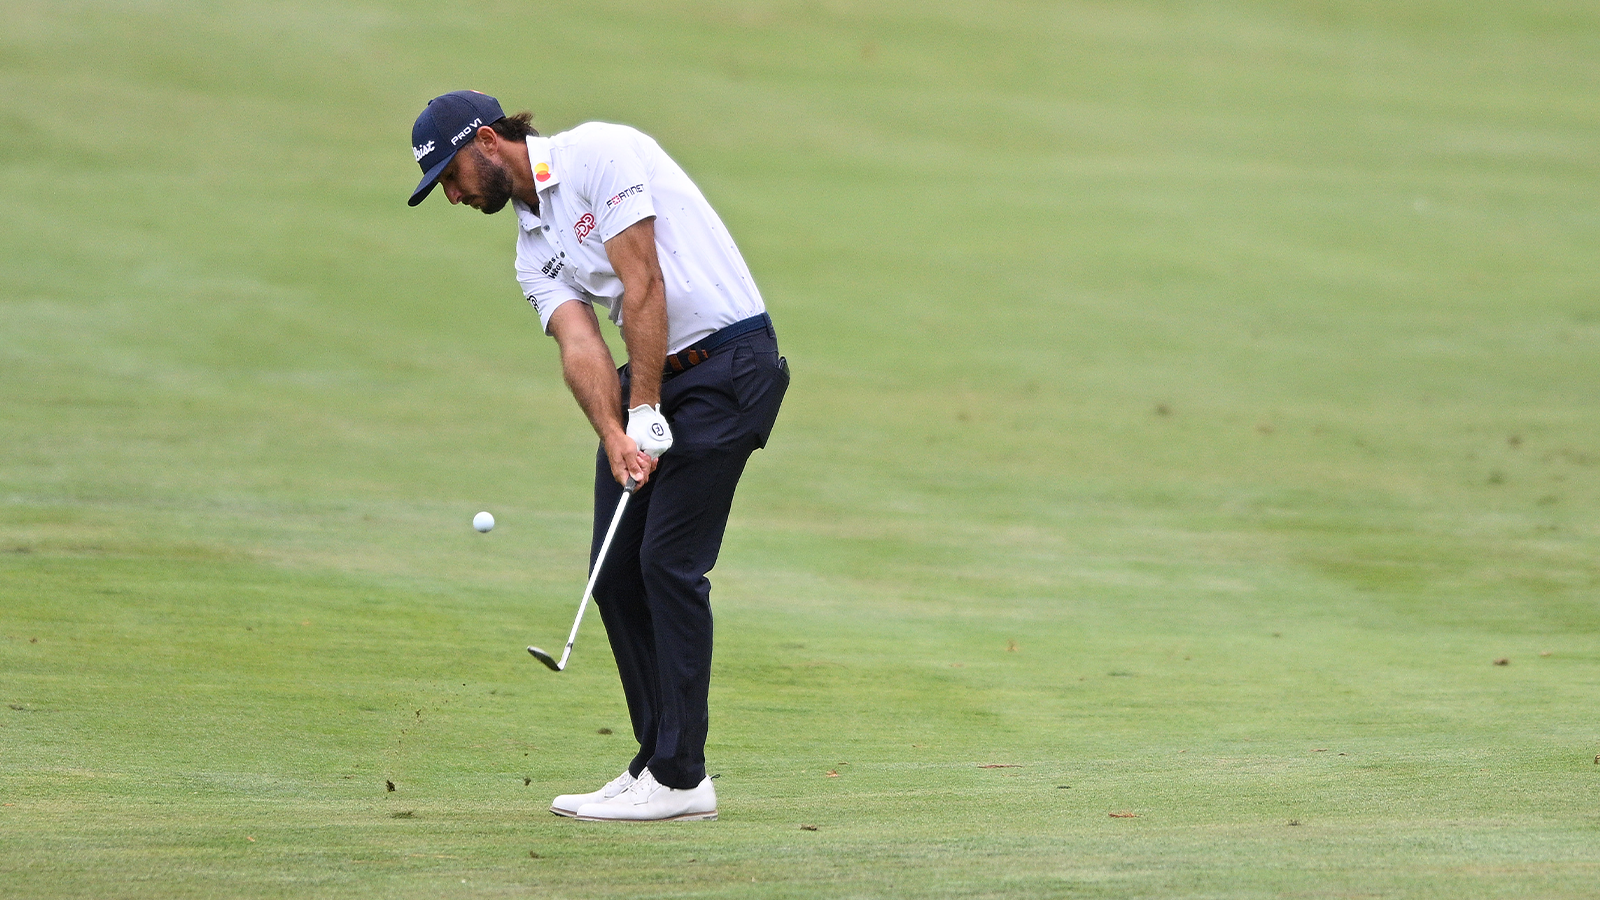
[408,151,457,207]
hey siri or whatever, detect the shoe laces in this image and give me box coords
[601,771,634,797]
[621,769,661,800]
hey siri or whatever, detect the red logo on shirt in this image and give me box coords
[573,213,597,243]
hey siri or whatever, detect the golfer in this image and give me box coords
[407,91,788,821]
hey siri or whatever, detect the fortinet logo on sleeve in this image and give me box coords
[413,140,435,162]
[606,184,646,209]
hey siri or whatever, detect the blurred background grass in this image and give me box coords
[2,1,1598,897]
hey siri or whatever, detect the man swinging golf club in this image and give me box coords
[407,91,789,821]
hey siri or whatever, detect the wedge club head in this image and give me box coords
[527,645,562,672]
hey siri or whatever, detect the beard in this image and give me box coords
[469,144,514,215]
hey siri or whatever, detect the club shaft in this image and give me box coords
[554,480,634,670]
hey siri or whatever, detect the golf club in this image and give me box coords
[528,477,636,672]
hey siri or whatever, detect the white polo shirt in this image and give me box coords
[511,123,765,354]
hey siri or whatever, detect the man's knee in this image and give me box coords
[639,547,707,598]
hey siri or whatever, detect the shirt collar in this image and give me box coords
[515,135,560,233]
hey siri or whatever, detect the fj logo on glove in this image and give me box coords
[651,423,666,438]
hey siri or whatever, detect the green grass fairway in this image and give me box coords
[3,1,1599,897]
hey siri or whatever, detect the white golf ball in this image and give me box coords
[473,511,495,533]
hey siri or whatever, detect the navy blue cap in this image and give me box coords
[408,90,506,206]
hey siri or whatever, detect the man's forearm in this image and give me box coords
[548,299,655,486]
[548,301,623,437]
[605,218,669,408]
[620,278,667,408]
[562,340,626,444]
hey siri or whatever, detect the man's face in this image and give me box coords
[439,142,513,214]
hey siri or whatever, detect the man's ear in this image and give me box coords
[475,124,502,158]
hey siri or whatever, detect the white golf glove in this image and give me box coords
[626,404,674,459]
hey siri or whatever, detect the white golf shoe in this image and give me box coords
[574,769,717,822]
[549,770,636,817]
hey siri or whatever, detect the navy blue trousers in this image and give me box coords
[590,321,788,789]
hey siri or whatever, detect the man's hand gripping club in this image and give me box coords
[627,404,673,459]
[599,404,671,489]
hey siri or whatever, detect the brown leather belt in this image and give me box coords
[662,313,772,377]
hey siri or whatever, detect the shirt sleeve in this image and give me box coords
[575,125,658,243]
[516,259,585,336]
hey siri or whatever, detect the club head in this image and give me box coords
[527,646,562,672]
